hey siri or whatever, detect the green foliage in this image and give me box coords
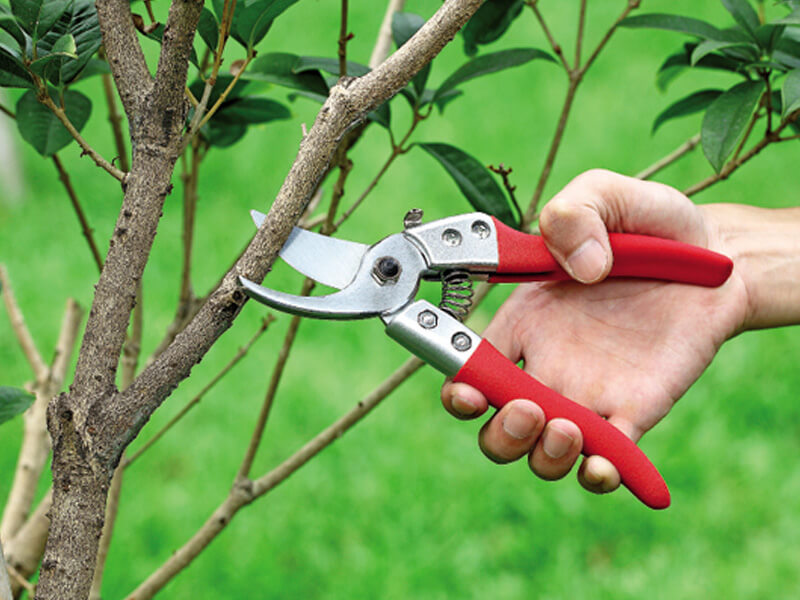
[701,80,764,172]
[783,67,800,115]
[416,142,518,227]
[212,0,301,51]
[0,386,34,426]
[652,89,723,133]
[246,52,329,96]
[9,0,69,42]
[15,88,91,155]
[461,0,524,57]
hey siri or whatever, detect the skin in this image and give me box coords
[440,169,800,496]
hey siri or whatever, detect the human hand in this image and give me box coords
[441,169,750,496]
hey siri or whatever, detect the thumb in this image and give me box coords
[539,169,706,284]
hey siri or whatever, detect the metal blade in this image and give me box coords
[250,210,368,289]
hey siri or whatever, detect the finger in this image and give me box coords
[441,380,489,420]
[478,399,545,463]
[528,418,582,480]
[539,169,706,283]
[577,415,640,494]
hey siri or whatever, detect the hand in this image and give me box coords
[441,170,751,495]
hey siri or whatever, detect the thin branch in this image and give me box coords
[575,0,587,69]
[338,0,353,77]
[1,539,12,600]
[125,316,274,468]
[179,142,202,312]
[778,132,800,141]
[40,94,126,181]
[52,154,105,272]
[4,490,52,596]
[127,357,424,600]
[527,1,569,71]
[488,163,522,224]
[100,47,130,173]
[0,265,47,379]
[369,0,407,68]
[0,102,14,118]
[634,133,701,180]
[731,108,761,163]
[579,0,640,77]
[192,55,253,136]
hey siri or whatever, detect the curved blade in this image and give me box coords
[250,210,367,289]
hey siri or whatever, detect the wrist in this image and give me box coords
[702,203,800,331]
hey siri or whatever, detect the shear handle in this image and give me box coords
[453,339,670,509]
[489,218,733,286]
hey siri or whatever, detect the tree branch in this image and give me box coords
[634,133,700,180]
[0,265,47,379]
[1,540,12,600]
[4,490,52,596]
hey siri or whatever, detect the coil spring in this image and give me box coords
[439,269,474,321]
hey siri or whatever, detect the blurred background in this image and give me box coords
[1,0,799,598]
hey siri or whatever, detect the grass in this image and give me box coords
[2,0,800,598]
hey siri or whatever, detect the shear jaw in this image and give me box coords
[238,233,427,320]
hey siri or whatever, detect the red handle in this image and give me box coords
[453,340,671,510]
[489,218,733,286]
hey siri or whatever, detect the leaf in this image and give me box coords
[245,52,329,96]
[29,33,77,83]
[0,10,27,49]
[189,74,249,109]
[0,386,34,426]
[690,39,757,65]
[229,0,301,50]
[721,0,760,38]
[754,24,785,54]
[418,88,463,113]
[213,96,291,124]
[417,142,517,227]
[202,121,248,148]
[16,88,92,156]
[10,0,70,40]
[776,31,800,70]
[701,80,764,173]
[197,7,219,52]
[434,48,555,101]
[462,0,524,57]
[69,57,111,82]
[36,0,103,84]
[368,101,390,129]
[652,89,722,132]
[294,56,371,77]
[773,8,800,25]
[656,43,743,91]
[621,13,724,39]
[0,48,33,87]
[783,68,800,116]
[392,12,429,99]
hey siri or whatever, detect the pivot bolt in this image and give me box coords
[442,228,462,246]
[451,332,472,351]
[417,310,438,329]
[373,256,401,284]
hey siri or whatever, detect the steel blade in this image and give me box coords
[250,210,368,289]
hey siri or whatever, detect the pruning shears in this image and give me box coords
[239,209,733,509]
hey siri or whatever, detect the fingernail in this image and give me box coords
[543,424,574,459]
[452,395,479,417]
[566,238,607,283]
[502,405,538,440]
[583,461,603,485]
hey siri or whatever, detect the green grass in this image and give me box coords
[2,1,800,598]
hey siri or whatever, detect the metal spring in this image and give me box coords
[439,269,474,321]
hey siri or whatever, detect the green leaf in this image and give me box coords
[189,74,249,109]
[434,48,555,101]
[368,101,390,129]
[721,0,760,38]
[245,52,329,96]
[417,142,517,227]
[392,12,429,99]
[773,8,800,25]
[29,33,77,83]
[16,88,92,156]
[782,68,800,116]
[213,96,291,124]
[690,39,757,65]
[10,0,70,40]
[202,121,248,148]
[294,56,371,77]
[652,89,722,132]
[701,80,764,172]
[0,386,34,426]
[36,0,103,84]
[229,0,301,50]
[656,43,743,91]
[197,7,219,52]
[776,30,800,69]
[0,11,27,49]
[418,88,463,113]
[621,13,724,39]
[754,24,785,54]
[69,56,110,82]
[0,48,33,87]
[462,0,524,57]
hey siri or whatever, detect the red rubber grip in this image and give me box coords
[489,217,733,286]
[453,340,671,510]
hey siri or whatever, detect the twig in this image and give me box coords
[527,1,569,71]
[125,316,274,468]
[39,94,126,182]
[0,265,47,379]
[52,154,105,272]
[580,0,640,76]
[488,163,522,224]
[369,0,407,68]
[179,142,203,312]
[338,0,353,77]
[127,357,424,600]
[634,134,701,180]
[575,0,587,68]
[778,133,800,141]
[99,47,130,173]
[0,102,14,118]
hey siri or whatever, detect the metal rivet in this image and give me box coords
[442,228,462,246]
[372,256,401,284]
[471,220,490,239]
[451,332,472,351]
[418,310,438,329]
[404,208,424,229]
